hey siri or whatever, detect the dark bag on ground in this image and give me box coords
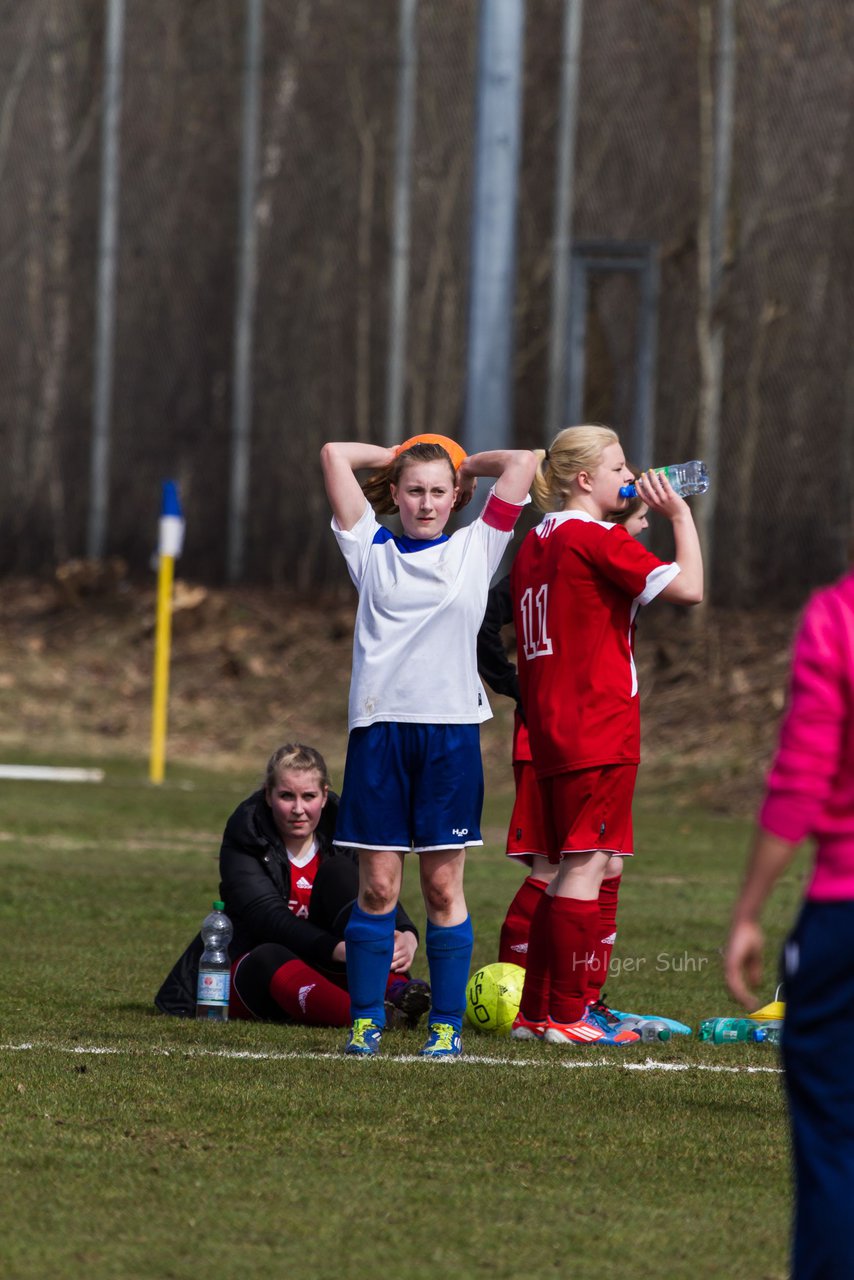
[154,932,204,1017]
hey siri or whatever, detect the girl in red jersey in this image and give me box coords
[509,425,703,1045]
[478,494,649,977]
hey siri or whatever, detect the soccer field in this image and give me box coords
[0,756,802,1280]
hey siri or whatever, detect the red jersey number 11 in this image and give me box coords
[520,585,554,660]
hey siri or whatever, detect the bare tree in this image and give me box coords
[347,67,377,443]
[29,0,72,562]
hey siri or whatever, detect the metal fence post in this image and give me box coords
[88,0,126,560]
[463,0,526,470]
[385,0,419,447]
[227,0,264,582]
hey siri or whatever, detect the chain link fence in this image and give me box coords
[0,0,851,603]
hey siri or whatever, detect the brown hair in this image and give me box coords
[264,743,330,794]
[611,465,644,524]
[530,424,620,513]
[611,491,647,525]
[361,442,458,515]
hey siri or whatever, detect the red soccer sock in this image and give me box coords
[517,892,553,1021]
[269,959,351,1027]
[499,875,549,967]
[584,875,621,1004]
[548,896,601,1025]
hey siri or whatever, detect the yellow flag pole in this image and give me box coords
[149,553,174,784]
[149,481,184,785]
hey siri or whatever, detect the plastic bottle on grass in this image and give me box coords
[619,460,709,499]
[618,1016,672,1043]
[698,1017,760,1044]
[752,1020,783,1045]
[195,900,232,1021]
[636,1019,672,1043]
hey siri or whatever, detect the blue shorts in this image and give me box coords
[782,901,854,1280]
[334,722,484,853]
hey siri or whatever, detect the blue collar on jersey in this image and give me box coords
[372,526,449,554]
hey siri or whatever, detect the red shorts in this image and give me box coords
[511,712,533,766]
[538,764,637,862]
[505,759,549,862]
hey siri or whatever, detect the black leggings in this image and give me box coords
[231,855,358,1019]
[305,852,359,939]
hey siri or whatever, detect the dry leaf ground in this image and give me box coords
[0,568,800,816]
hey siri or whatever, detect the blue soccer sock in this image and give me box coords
[425,916,474,1033]
[344,903,396,1026]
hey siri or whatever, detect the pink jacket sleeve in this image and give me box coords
[759,590,847,843]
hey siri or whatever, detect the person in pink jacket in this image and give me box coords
[726,567,854,1280]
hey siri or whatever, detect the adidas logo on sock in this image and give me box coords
[510,942,529,953]
[601,932,617,945]
[298,983,316,1012]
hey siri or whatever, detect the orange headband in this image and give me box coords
[396,433,467,472]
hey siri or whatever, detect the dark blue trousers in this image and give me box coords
[782,901,854,1280]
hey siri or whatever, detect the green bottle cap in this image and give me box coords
[213,900,225,911]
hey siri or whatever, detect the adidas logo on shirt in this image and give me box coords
[296,876,312,890]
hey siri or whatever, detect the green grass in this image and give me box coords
[0,758,803,1279]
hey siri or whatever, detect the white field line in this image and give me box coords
[1,1040,782,1074]
[0,765,104,782]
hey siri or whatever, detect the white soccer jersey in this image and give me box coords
[333,491,525,729]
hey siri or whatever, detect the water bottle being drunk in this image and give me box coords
[195,900,233,1021]
[619,460,709,500]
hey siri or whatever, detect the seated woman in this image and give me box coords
[155,743,430,1026]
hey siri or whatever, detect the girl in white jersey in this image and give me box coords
[321,434,537,1057]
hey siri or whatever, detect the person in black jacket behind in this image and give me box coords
[155,743,430,1027]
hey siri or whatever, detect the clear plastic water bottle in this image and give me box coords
[619,460,709,499]
[636,1018,672,1043]
[698,1016,759,1044]
[617,1016,672,1042]
[195,900,233,1021]
[752,1020,783,1045]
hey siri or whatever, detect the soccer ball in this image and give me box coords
[465,962,525,1035]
